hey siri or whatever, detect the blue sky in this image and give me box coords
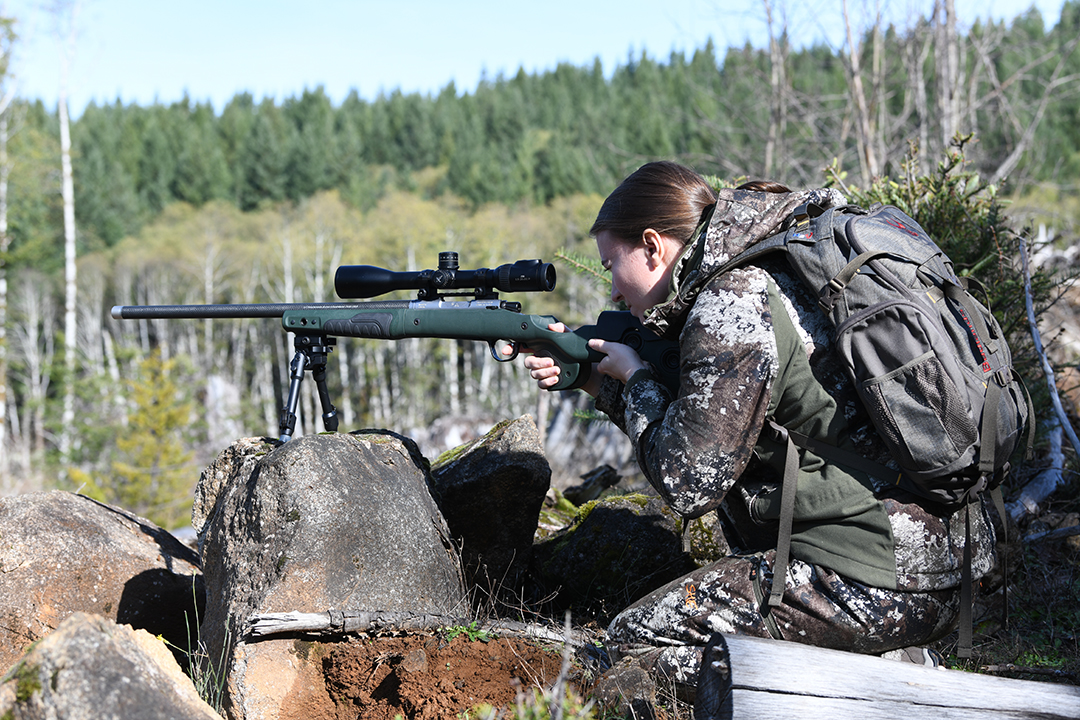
[4,0,1069,117]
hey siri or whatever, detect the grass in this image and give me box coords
[926,462,1080,684]
[158,579,231,715]
[441,621,494,643]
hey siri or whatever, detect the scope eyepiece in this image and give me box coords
[335,255,556,299]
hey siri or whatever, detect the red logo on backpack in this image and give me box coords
[884,216,920,238]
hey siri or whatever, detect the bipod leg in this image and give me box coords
[279,344,308,442]
[278,334,338,442]
[310,339,339,432]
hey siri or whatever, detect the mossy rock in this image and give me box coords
[528,494,696,624]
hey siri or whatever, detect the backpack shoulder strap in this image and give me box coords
[710,226,791,281]
[704,201,827,281]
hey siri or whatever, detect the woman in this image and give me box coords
[524,161,996,691]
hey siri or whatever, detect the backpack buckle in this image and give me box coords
[819,278,846,312]
[791,202,825,220]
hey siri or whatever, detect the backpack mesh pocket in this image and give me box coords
[861,351,978,473]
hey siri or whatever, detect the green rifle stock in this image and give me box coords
[111,254,679,441]
[279,300,678,392]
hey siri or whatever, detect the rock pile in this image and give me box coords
[0,416,713,719]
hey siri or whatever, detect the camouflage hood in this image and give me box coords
[642,186,847,340]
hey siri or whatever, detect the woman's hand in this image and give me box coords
[588,337,647,384]
[504,322,604,397]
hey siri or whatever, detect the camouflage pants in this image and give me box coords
[606,550,960,688]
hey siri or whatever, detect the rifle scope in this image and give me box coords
[335,252,556,299]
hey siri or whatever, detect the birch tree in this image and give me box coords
[55,0,80,463]
[934,0,962,147]
[762,0,789,178]
[0,17,17,476]
[842,0,883,181]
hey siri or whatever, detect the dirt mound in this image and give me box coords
[322,634,586,719]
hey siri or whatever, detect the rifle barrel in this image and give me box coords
[110,303,372,320]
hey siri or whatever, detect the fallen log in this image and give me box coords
[714,633,1080,719]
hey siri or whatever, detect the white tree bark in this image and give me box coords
[842,0,881,181]
[11,274,56,460]
[1009,227,1080,522]
[907,30,933,175]
[57,0,80,462]
[446,338,460,417]
[762,0,788,179]
[934,0,961,146]
[0,112,9,472]
[0,17,18,474]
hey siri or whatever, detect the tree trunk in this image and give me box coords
[254,324,277,436]
[102,328,125,426]
[908,29,933,175]
[336,341,354,429]
[935,0,961,146]
[842,0,880,182]
[762,0,788,179]
[871,15,885,173]
[446,339,459,417]
[11,276,55,462]
[58,1,80,462]
[0,112,9,473]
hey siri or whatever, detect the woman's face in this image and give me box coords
[596,229,680,320]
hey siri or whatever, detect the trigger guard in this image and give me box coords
[491,340,518,362]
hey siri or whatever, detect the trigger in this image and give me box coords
[491,340,518,362]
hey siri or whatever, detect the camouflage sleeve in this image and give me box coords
[623,268,779,518]
[594,374,629,434]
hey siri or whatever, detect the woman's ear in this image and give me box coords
[642,228,676,268]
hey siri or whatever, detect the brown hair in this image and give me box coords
[736,179,791,194]
[590,161,718,246]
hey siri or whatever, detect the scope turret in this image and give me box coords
[334,252,556,300]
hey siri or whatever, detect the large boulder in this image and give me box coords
[0,612,219,719]
[429,415,551,601]
[0,491,202,673]
[191,436,274,555]
[197,431,467,720]
[530,494,726,622]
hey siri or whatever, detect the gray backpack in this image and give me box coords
[718,201,1033,656]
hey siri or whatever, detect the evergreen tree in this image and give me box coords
[172,97,231,205]
[283,86,335,200]
[72,102,141,246]
[71,351,196,529]
[136,107,177,216]
[236,99,287,210]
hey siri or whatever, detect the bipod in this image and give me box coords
[279,334,339,442]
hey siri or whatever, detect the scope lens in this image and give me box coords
[495,260,556,293]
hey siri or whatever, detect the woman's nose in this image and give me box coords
[610,284,622,303]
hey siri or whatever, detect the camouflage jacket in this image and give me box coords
[595,187,996,592]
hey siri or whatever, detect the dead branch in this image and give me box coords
[1012,229,1080,523]
[1023,523,1080,544]
[245,609,597,648]
[985,33,1080,185]
[1008,417,1065,523]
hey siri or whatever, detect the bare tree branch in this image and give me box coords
[842,0,880,181]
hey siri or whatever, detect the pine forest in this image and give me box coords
[2,1,1080,537]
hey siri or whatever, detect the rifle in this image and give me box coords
[112,252,679,442]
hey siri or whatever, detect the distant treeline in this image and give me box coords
[7,3,1080,270]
